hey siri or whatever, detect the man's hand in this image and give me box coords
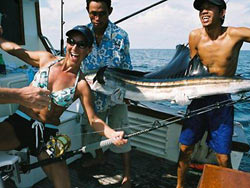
[172,92,192,106]
[18,86,51,109]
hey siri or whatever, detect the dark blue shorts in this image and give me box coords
[179,94,234,154]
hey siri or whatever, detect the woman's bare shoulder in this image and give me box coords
[39,52,59,68]
[76,73,91,96]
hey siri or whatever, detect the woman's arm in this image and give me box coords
[77,79,127,146]
[0,25,53,67]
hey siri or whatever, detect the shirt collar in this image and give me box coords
[89,20,113,42]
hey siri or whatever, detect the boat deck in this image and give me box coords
[32,148,201,188]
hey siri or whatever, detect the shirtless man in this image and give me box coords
[177,0,250,187]
[0,25,50,109]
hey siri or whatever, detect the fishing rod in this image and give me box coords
[60,0,65,56]
[114,0,168,24]
[20,95,250,172]
[21,137,114,173]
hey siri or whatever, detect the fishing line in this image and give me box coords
[104,96,249,138]
[125,95,250,138]
[63,115,176,137]
[66,95,250,138]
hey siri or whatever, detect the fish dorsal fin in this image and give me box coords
[94,66,107,84]
[143,44,190,79]
[184,55,211,77]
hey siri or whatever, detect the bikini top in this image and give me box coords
[32,58,80,108]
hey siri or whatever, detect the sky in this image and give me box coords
[39,0,250,50]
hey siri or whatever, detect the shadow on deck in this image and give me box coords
[33,148,201,188]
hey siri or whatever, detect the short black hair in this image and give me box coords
[86,0,111,11]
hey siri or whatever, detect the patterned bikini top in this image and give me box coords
[32,58,80,108]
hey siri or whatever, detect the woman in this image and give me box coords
[0,25,127,188]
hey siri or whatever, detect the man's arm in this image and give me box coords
[0,86,51,109]
[188,29,200,59]
[230,27,250,43]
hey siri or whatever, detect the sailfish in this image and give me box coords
[85,44,250,105]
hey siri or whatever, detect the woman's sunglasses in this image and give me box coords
[67,38,87,49]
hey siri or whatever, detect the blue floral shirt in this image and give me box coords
[82,20,132,112]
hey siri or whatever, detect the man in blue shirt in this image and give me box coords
[81,0,132,187]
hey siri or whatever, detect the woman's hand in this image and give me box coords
[110,131,128,146]
[0,25,3,36]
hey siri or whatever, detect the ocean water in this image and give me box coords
[130,48,250,172]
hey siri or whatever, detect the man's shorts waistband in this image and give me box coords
[15,110,58,129]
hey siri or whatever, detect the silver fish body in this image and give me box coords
[84,45,250,105]
[85,68,250,105]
